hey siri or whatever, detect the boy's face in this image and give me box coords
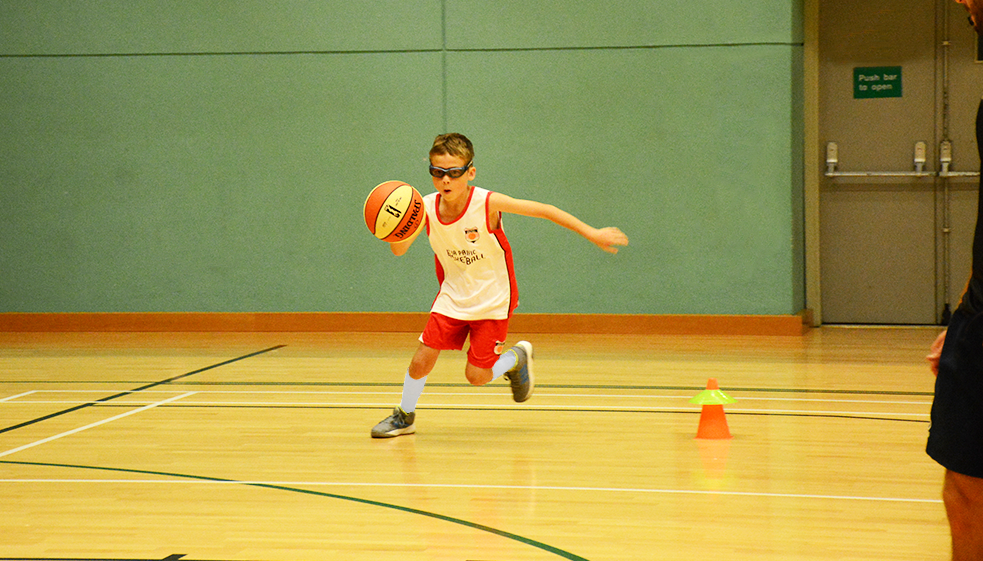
[430,153,476,203]
[956,0,983,32]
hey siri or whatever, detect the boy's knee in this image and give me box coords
[408,344,440,379]
[465,364,492,386]
[409,357,429,377]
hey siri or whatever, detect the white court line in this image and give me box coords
[0,390,36,403]
[0,392,196,459]
[0,478,941,504]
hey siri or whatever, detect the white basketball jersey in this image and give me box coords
[423,186,518,320]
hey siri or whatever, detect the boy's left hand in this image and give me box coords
[591,227,629,254]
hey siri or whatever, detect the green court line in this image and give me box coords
[0,460,590,561]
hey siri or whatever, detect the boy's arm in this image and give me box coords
[389,214,427,256]
[489,193,628,254]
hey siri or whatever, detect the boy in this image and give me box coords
[925,2,983,559]
[371,133,629,438]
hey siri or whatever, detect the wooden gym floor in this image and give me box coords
[0,327,950,560]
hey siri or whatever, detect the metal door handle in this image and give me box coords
[824,141,980,178]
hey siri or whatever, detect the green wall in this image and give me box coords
[0,1,805,316]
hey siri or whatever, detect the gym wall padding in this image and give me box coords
[0,1,804,315]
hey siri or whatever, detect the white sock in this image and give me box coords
[491,349,518,381]
[400,372,427,413]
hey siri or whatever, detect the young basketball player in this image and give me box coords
[925,2,983,559]
[371,133,629,438]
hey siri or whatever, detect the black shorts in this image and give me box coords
[927,307,983,478]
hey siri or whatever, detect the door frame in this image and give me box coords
[804,0,821,325]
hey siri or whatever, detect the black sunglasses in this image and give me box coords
[429,161,473,179]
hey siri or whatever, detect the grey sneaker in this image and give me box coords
[504,341,534,402]
[371,406,416,438]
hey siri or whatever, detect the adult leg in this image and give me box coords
[943,469,983,561]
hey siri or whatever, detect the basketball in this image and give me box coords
[363,181,425,242]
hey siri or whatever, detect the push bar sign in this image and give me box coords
[854,66,902,99]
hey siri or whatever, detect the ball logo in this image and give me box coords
[392,197,423,240]
[383,203,403,219]
[464,227,479,244]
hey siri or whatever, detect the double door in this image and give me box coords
[818,0,983,324]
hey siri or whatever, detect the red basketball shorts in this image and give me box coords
[420,313,509,369]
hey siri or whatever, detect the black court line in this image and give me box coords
[0,557,230,561]
[0,554,515,561]
[0,460,590,561]
[68,402,929,424]
[0,557,190,561]
[0,345,284,435]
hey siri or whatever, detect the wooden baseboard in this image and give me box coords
[0,312,811,336]
[513,312,812,336]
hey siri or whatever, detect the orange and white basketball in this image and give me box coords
[363,181,425,242]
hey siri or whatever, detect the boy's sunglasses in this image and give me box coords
[429,161,473,179]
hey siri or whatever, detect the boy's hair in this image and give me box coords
[430,133,474,163]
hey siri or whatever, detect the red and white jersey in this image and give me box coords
[423,186,518,320]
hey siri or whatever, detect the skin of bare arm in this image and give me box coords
[388,214,428,256]
[486,192,628,254]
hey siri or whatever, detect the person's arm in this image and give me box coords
[927,329,947,377]
[389,215,428,256]
[488,193,628,254]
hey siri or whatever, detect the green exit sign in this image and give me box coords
[854,66,902,99]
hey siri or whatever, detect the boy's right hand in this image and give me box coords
[389,215,427,256]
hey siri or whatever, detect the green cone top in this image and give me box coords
[689,378,737,405]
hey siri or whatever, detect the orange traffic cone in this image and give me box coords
[690,378,736,440]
